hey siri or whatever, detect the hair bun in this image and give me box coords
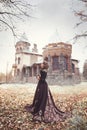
[43,60,49,69]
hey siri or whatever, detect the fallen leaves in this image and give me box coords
[0,83,87,130]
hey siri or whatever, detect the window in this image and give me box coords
[18,57,21,64]
[72,63,75,73]
[64,57,68,70]
[20,47,22,51]
[16,47,19,52]
[17,69,20,76]
[22,67,26,76]
[52,56,59,70]
[59,55,68,71]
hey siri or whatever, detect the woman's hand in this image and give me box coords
[36,74,41,80]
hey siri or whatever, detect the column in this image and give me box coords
[48,55,52,73]
[32,67,34,77]
[67,56,72,72]
[37,65,39,75]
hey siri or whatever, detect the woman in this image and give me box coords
[25,61,69,123]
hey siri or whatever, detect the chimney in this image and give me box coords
[32,44,38,53]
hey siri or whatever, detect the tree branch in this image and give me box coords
[0,12,18,15]
[81,0,87,3]
[73,32,87,42]
[0,0,34,37]
[0,19,16,36]
[12,3,32,18]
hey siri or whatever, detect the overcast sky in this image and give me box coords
[0,0,87,73]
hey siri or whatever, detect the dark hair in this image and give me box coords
[42,61,49,69]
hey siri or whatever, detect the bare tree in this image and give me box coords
[73,0,87,41]
[0,0,33,37]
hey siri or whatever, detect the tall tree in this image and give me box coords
[73,0,87,40]
[0,0,32,37]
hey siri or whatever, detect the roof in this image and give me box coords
[31,58,43,67]
[71,59,79,63]
[34,58,43,64]
[46,42,72,47]
[21,50,42,56]
[15,41,31,47]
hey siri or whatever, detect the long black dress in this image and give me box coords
[25,69,68,123]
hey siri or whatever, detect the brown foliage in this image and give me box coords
[0,84,87,130]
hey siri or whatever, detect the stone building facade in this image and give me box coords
[12,41,81,85]
[12,41,42,83]
[43,42,81,85]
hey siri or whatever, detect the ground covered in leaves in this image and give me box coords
[0,82,87,130]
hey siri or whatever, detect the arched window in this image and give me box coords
[20,47,22,51]
[16,47,19,52]
[18,57,21,64]
[72,63,75,73]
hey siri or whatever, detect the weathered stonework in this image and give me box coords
[43,42,81,85]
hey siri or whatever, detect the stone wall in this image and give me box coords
[47,73,81,85]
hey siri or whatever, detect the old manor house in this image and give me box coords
[12,40,80,85]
